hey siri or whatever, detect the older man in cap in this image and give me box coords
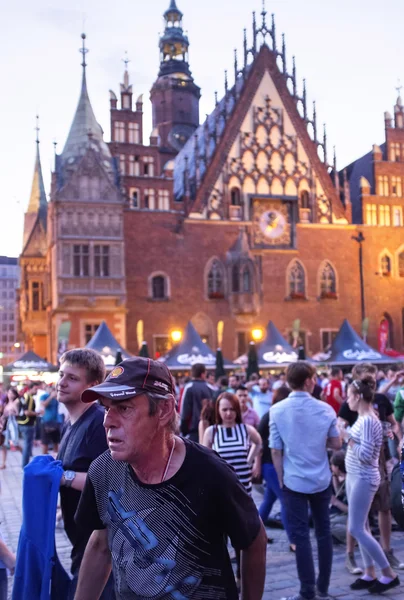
[74,357,267,600]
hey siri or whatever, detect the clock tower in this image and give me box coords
[150,0,201,154]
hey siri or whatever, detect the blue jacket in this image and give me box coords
[12,455,70,600]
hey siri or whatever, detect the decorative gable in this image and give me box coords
[174,7,348,225]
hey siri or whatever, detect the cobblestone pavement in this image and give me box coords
[1,449,403,600]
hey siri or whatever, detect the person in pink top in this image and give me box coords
[236,386,260,428]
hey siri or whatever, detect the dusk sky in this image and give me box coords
[1,0,403,257]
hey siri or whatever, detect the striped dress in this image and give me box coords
[212,423,252,494]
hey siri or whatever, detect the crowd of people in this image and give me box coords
[0,353,403,599]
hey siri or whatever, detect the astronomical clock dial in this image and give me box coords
[259,209,287,240]
[252,199,292,248]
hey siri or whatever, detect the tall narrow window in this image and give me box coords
[158,190,170,211]
[129,188,139,209]
[300,190,310,209]
[94,246,110,277]
[114,122,125,143]
[380,255,391,277]
[230,188,241,206]
[288,260,306,297]
[31,281,42,311]
[152,276,166,300]
[393,206,403,226]
[143,157,155,177]
[128,122,140,144]
[242,265,252,293]
[378,175,389,197]
[320,262,337,297]
[128,156,140,176]
[379,205,391,226]
[232,265,240,293]
[119,155,126,176]
[144,189,155,210]
[73,245,89,277]
[365,204,377,225]
[390,142,401,162]
[399,251,404,278]
[391,176,402,197]
[207,260,225,299]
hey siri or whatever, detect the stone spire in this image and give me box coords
[61,34,112,169]
[27,117,47,216]
[23,119,48,251]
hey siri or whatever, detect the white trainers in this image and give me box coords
[345,552,363,575]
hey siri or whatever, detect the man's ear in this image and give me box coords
[158,396,175,426]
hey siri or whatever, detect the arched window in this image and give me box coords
[232,264,240,293]
[398,250,404,278]
[320,262,337,297]
[288,260,306,297]
[207,260,225,299]
[380,255,391,277]
[230,187,241,206]
[149,273,170,300]
[300,190,310,209]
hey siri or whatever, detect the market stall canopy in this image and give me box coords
[85,321,131,366]
[5,351,58,372]
[159,322,233,370]
[258,321,298,367]
[316,320,396,365]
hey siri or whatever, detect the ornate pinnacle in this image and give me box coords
[303,79,307,120]
[282,33,287,75]
[271,13,276,53]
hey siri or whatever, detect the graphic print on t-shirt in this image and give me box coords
[107,487,203,598]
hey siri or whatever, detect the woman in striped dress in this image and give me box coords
[203,392,262,588]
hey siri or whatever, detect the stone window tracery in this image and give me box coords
[207,260,225,299]
[320,262,337,298]
[287,260,306,298]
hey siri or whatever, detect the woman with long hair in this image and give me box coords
[345,377,399,593]
[203,392,262,588]
[198,398,215,443]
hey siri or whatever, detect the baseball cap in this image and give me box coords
[81,356,175,403]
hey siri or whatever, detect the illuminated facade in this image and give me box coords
[19,2,404,362]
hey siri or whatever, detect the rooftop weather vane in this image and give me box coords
[396,79,402,97]
[123,51,130,70]
[35,115,40,145]
[80,33,88,68]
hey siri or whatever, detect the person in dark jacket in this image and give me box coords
[180,363,213,442]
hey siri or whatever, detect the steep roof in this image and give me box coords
[60,37,113,178]
[22,142,48,253]
[343,143,386,223]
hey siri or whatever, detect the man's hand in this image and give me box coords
[348,438,355,448]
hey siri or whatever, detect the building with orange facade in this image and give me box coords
[19,2,404,363]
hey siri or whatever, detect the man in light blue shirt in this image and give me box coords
[270,362,341,600]
[251,378,273,419]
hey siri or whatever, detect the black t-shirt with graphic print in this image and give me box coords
[75,439,261,600]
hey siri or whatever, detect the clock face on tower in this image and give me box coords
[259,210,287,240]
[252,199,293,248]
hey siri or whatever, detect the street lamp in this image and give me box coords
[251,328,264,342]
[171,330,182,343]
[352,231,366,323]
